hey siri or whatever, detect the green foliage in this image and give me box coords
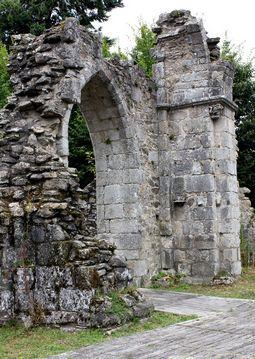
[102,36,127,60]
[0,42,11,108]
[131,23,156,78]
[102,36,114,58]
[0,0,124,45]
[240,220,253,267]
[106,292,130,320]
[221,41,255,205]
[221,41,255,124]
[68,105,95,188]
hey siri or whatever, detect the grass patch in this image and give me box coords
[0,311,196,358]
[106,291,130,320]
[150,267,255,300]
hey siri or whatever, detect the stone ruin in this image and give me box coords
[0,10,242,325]
[239,188,255,264]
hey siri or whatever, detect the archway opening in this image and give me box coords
[65,72,142,273]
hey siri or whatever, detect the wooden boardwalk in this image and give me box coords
[50,289,255,358]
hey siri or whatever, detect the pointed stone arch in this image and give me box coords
[56,65,157,278]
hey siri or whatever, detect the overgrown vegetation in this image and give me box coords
[102,36,127,60]
[0,42,11,108]
[131,23,156,78]
[240,220,253,267]
[221,41,255,206]
[151,271,185,289]
[0,311,196,358]
[106,291,131,321]
[68,105,95,187]
[150,267,255,300]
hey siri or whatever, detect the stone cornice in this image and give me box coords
[157,97,238,112]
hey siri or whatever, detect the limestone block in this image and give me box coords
[191,262,215,277]
[115,249,140,260]
[105,204,124,219]
[186,174,215,193]
[191,207,214,221]
[59,289,93,312]
[192,162,203,175]
[174,249,186,262]
[15,289,33,311]
[35,267,73,289]
[60,78,81,104]
[0,290,14,314]
[46,224,68,241]
[104,184,138,204]
[15,268,34,290]
[110,219,138,234]
[113,234,141,250]
[177,263,191,276]
[220,234,240,248]
[34,289,58,311]
[0,170,9,185]
[172,177,185,195]
[223,248,238,262]
[218,219,240,234]
[230,261,242,276]
[9,202,24,217]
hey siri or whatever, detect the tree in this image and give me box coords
[0,41,11,108]
[131,23,156,78]
[0,0,123,45]
[221,41,255,205]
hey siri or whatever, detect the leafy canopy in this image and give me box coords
[0,0,123,45]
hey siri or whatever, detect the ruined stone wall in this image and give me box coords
[0,19,156,324]
[0,10,242,324]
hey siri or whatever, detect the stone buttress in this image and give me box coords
[154,10,241,282]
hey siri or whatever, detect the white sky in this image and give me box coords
[95,0,255,61]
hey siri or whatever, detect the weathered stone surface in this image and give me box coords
[0,10,241,326]
[239,187,255,264]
